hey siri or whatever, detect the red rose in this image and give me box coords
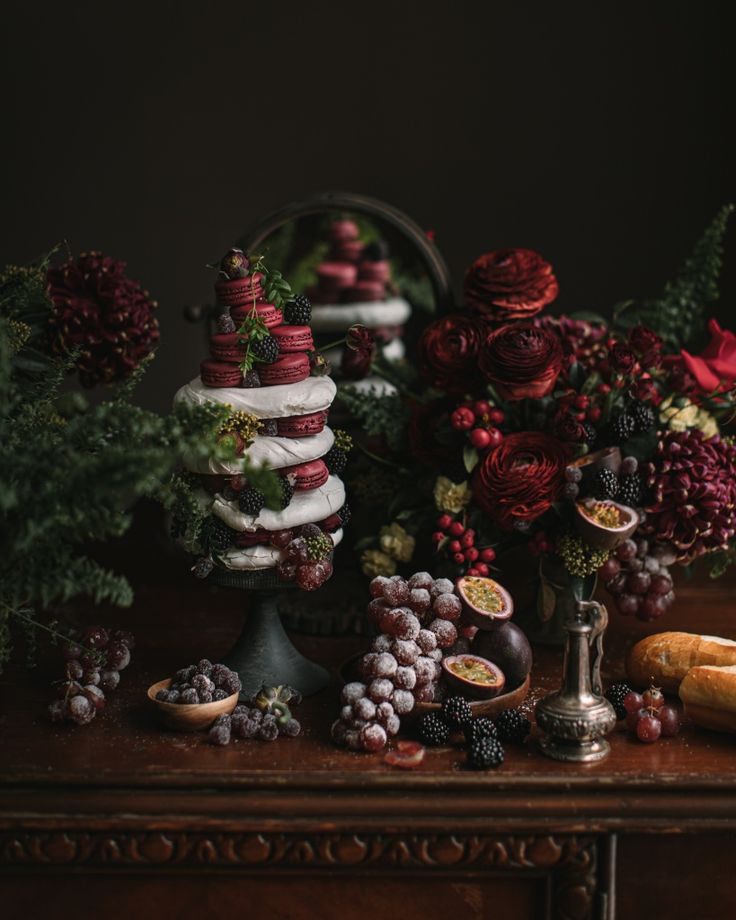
[473,432,568,530]
[464,248,559,321]
[479,323,563,400]
[681,318,736,393]
[417,313,484,390]
[609,343,637,374]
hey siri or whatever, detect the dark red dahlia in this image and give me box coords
[642,430,736,563]
[47,252,159,386]
[464,248,558,321]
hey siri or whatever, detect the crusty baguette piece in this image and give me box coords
[679,665,736,732]
[626,631,736,693]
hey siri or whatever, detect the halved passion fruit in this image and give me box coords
[574,498,639,550]
[442,654,506,699]
[456,576,513,630]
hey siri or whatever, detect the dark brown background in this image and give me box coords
[1,0,733,412]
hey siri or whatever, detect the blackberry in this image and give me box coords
[594,468,619,500]
[238,487,266,515]
[216,312,236,334]
[363,239,390,261]
[611,413,636,443]
[605,681,633,720]
[418,712,449,746]
[209,518,236,552]
[261,418,278,437]
[464,716,497,745]
[242,369,261,388]
[582,422,598,446]
[324,446,347,476]
[279,476,294,510]
[616,474,643,507]
[495,708,531,744]
[251,335,279,364]
[338,503,351,527]
[468,735,504,769]
[284,294,312,325]
[442,696,472,728]
[631,401,655,433]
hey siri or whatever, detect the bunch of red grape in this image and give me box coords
[331,572,463,752]
[600,536,676,620]
[623,685,680,743]
[275,523,334,590]
[48,625,134,726]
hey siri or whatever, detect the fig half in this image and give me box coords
[456,576,513,630]
[575,498,638,550]
[442,654,506,699]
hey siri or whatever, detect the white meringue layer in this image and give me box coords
[310,297,412,332]
[183,427,335,475]
[174,375,337,419]
[219,528,344,571]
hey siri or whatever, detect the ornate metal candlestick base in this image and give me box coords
[535,599,616,763]
[212,569,330,699]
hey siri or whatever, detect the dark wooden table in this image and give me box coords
[2,527,736,920]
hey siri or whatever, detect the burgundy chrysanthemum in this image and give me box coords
[642,430,736,563]
[47,252,159,386]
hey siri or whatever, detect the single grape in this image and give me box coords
[369,575,391,598]
[68,694,95,726]
[636,538,649,558]
[625,707,647,731]
[360,722,387,752]
[621,456,638,475]
[606,573,628,596]
[82,625,109,649]
[639,594,666,620]
[617,594,641,616]
[383,579,410,607]
[106,641,131,671]
[563,482,580,500]
[627,572,651,595]
[627,557,644,573]
[341,682,367,705]
[61,640,83,661]
[649,573,673,596]
[623,691,644,714]
[408,588,431,614]
[368,679,395,703]
[270,529,295,549]
[636,714,662,743]
[354,697,377,722]
[599,558,621,581]
[408,572,434,590]
[433,593,462,621]
[564,465,583,483]
[416,629,438,654]
[616,540,637,561]
[642,686,664,710]
[661,590,676,609]
[657,704,680,736]
[66,659,84,681]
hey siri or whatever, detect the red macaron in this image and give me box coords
[276,411,327,438]
[210,332,248,363]
[200,359,243,388]
[258,353,311,386]
[271,324,314,354]
[283,459,329,491]
[345,281,385,302]
[317,262,358,289]
[215,273,265,306]
[230,301,282,328]
[328,220,360,243]
[358,260,391,283]
[330,240,365,262]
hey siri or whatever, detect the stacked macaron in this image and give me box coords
[174,249,350,591]
[307,220,412,391]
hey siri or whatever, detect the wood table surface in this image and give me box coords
[2,516,736,920]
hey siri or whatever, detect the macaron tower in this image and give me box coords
[174,249,350,591]
[308,219,412,392]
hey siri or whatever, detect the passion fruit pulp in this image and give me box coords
[441,654,506,699]
[456,576,513,630]
[574,498,638,550]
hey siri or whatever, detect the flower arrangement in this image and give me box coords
[342,205,736,633]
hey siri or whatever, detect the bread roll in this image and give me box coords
[679,665,736,732]
[626,631,736,693]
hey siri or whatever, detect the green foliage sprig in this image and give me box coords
[338,385,411,452]
[249,254,293,311]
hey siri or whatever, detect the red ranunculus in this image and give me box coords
[609,343,637,374]
[681,319,736,393]
[629,325,663,367]
[479,322,563,400]
[417,313,484,390]
[473,432,568,530]
[464,248,559,322]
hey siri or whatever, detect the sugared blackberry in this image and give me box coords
[616,474,643,507]
[238,487,265,515]
[209,517,236,552]
[418,712,449,746]
[279,476,294,510]
[261,418,278,437]
[216,312,236,334]
[468,735,504,769]
[284,294,312,325]
[442,696,472,728]
[582,423,598,446]
[242,369,261,388]
[251,335,279,364]
[631,401,655,433]
[605,681,633,720]
[611,413,636,443]
[324,446,347,475]
[594,468,619,500]
[338,503,351,527]
[464,716,497,745]
[495,708,531,743]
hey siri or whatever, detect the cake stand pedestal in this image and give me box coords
[212,569,330,698]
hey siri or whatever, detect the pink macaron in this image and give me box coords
[345,281,385,302]
[258,353,311,387]
[284,459,329,491]
[330,240,365,262]
[215,273,265,306]
[329,220,360,243]
[317,262,358,289]
[271,324,314,354]
[358,260,391,283]
[200,359,243,388]
[210,332,248,363]
[276,411,327,438]
[230,301,282,328]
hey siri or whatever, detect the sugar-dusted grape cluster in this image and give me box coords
[600,536,675,620]
[621,685,680,743]
[208,685,302,746]
[276,522,335,590]
[48,625,135,726]
[156,659,241,704]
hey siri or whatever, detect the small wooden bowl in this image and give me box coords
[147,678,239,732]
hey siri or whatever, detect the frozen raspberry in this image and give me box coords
[383,579,410,607]
[408,571,434,590]
[416,628,438,654]
[375,701,395,725]
[196,658,213,676]
[430,577,455,598]
[368,678,395,703]
[392,610,421,641]
[341,681,367,705]
[385,714,401,735]
[296,561,328,590]
[212,689,228,701]
[371,634,392,653]
[354,697,377,721]
[344,730,362,751]
[391,689,416,715]
[429,618,458,648]
[433,593,462,621]
[414,684,437,703]
[180,688,198,704]
[390,639,420,666]
[408,588,431,615]
[360,722,388,752]
[258,716,279,741]
[414,656,436,685]
[192,674,214,694]
[331,719,348,745]
[372,652,398,679]
[370,575,391,598]
[367,598,389,624]
[394,666,417,690]
[199,690,214,703]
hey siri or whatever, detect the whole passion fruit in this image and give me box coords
[441,654,506,699]
[575,498,638,551]
[471,622,532,691]
[456,576,513,630]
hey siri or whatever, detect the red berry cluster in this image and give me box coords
[450,400,505,452]
[555,389,603,424]
[623,686,680,743]
[432,515,496,575]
